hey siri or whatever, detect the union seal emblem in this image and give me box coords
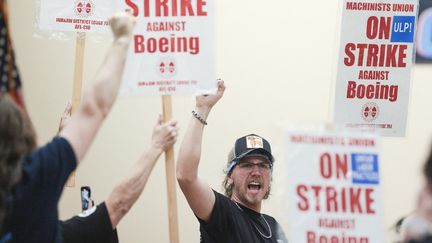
[361,102,379,122]
[157,57,177,78]
[74,0,95,18]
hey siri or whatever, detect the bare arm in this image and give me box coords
[176,80,225,222]
[59,13,136,163]
[105,115,178,228]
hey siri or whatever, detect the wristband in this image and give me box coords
[192,110,207,125]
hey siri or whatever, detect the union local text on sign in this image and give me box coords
[333,0,418,137]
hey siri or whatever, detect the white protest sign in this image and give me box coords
[119,0,216,96]
[333,0,418,137]
[284,129,384,243]
[38,0,115,33]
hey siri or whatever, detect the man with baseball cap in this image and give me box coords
[176,80,287,242]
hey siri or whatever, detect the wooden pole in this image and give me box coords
[66,32,86,187]
[162,95,180,243]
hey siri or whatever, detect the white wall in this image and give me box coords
[8,0,432,242]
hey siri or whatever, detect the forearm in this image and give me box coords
[176,108,210,183]
[176,107,217,221]
[176,81,224,220]
[85,37,130,117]
[60,36,131,162]
[106,146,163,228]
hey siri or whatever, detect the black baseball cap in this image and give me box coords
[224,134,274,175]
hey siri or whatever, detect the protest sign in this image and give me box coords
[119,0,216,96]
[333,0,418,137]
[284,129,384,243]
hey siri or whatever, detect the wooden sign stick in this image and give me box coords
[66,32,86,187]
[162,95,180,243]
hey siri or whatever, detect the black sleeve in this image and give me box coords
[22,137,77,198]
[274,219,289,243]
[197,190,234,240]
[409,235,432,243]
[61,202,118,243]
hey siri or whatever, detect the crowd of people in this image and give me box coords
[0,11,288,243]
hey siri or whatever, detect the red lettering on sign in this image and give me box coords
[132,0,208,17]
[346,81,398,102]
[125,0,139,16]
[297,184,309,211]
[307,231,369,243]
[344,43,407,67]
[365,188,375,214]
[320,153,348,180]
[295,185,376,214]
[134,34,200,54]
[366,16,391,40]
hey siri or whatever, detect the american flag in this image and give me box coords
[0,0,25,108]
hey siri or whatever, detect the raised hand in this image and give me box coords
[195,79,226,111]
[110,12,136,39]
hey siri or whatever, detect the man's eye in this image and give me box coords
[260,163,271,169]
[239,163,252,168]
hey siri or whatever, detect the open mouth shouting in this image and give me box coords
[247,181,263,194]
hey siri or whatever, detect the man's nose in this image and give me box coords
[250,164,262,173]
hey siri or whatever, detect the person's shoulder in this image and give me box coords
[262,213,276,219]
[212,190,224,199]
[212,190,233,205]
[207,189,238,217]
[40,136,76,161]
[262,213,279,225]
[28,136,73,158]
[264,215,288,243]
[48,136,74,151]
[20,136,77,183]
[22,136,74,167]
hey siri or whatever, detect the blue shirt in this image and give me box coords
[5,137,77,243]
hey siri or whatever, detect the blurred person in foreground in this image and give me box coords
[400,144,432,243]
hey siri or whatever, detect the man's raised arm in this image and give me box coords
[176,80,225,221]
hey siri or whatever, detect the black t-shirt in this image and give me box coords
[60,202,118,243]
[409,235,432,243]
[199,190,288,243]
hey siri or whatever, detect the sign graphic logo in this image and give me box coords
[361,102,379,122]
[157,57,177,78]
[74,0,95,18]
